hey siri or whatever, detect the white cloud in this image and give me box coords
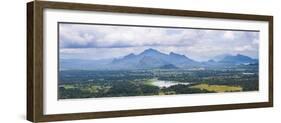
[234,45,254,52]
[223,31,235,40]
[59,23,259,61]
[252,39,259,45]
[59,24,201,48]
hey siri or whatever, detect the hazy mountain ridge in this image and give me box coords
[112,48,196,69]
[60,48,258,70]
[219,54,258,64]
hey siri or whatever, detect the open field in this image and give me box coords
[190,84,242,92]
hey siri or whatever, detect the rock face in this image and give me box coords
[111,48,195,69]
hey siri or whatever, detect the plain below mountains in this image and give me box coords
[60,48,258,70]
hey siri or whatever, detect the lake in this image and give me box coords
[151,78,190,88]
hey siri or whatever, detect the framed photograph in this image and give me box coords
[27,1,273,122]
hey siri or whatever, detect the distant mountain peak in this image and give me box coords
[207,59,215,62]
[124,53,136,58]
[169,52,185,57]
[219,54,257,64]
[169,52,178,55]
[169,51,175,54]
[109,48,197,69]
[128,53,135,56]
[143,48,159,53]
[236,54,246,57]
[139,48,166,57]
[236,54,242,56]
[224,54,250,59]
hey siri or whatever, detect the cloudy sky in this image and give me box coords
[59,23,259,61]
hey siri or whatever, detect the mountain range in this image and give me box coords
[60,48,258,70]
